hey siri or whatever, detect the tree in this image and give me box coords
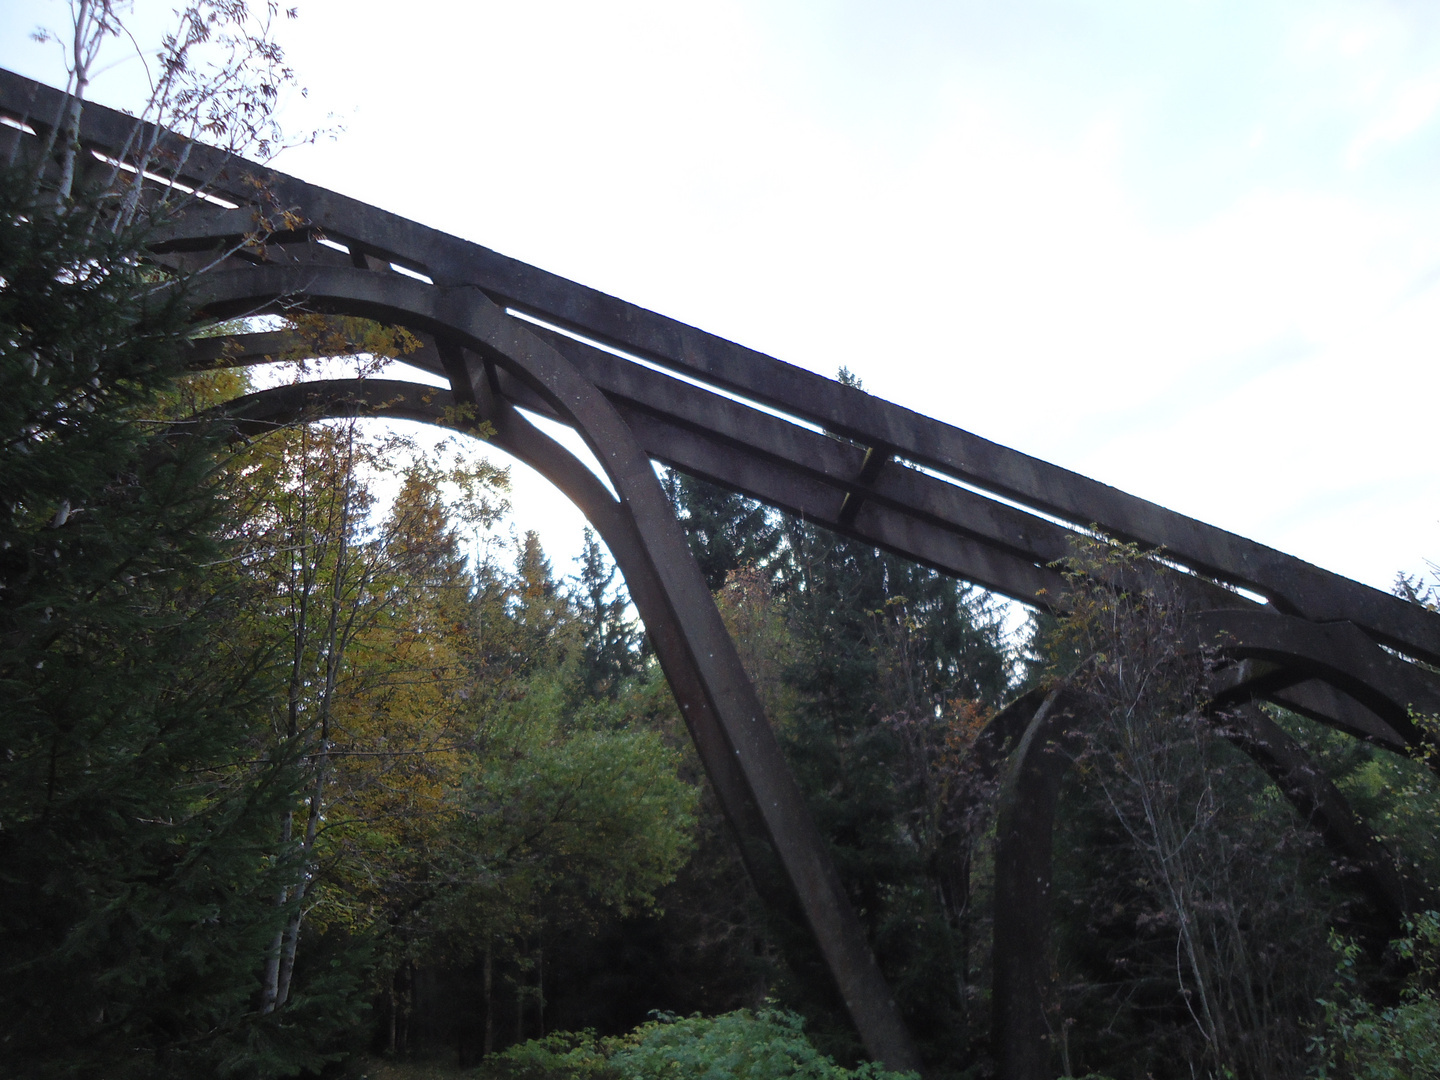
[365,533,697,1059]
[1039,540,1360,1080]
[661,463,1013,1069]
[0,1,410,1070]
[27,0,309,240]
[572,527,640,701]
[662,470,783,591]
[0,156,350,1078]
[775,516,1012,1066]
[216,329,510,1014]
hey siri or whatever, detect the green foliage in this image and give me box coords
[346,530,698,1056]
[485,1029,623,1080]
[1271,708,1440,907]
[438,725,698,938]
[1310,912,1440,1080]
[483,1008,918,1080]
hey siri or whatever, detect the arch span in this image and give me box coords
[980,679,1416,1080]
[208,361,920,1073]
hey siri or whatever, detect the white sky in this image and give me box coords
[5,1,1440,598]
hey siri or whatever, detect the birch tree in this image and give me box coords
[27,0,308,217]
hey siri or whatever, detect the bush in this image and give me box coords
[480,1008,918,1080]
[1310,911,1440,1079]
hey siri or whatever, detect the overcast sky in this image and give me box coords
[4,1,1439,598]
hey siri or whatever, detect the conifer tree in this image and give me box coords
[0,165,353,1076]
[662,470,783,590]
[0,4,351,1059]
[662,461,1013,1067]
[572,527,639,700]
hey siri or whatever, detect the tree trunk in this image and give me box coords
[515,946,525,1045]
[483,940,494,1056]
[259,809,294,1013]
[389,970,398,1055]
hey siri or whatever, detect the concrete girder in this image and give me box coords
[4,65,1438,662]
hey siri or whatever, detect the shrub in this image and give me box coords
[1310,911,1440,1080]
[480,1008,918,1080]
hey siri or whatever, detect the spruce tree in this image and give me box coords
[661,470,782,590]
[571,527,639,700]
[662,462,1013,1069]
[0,169,351,1077]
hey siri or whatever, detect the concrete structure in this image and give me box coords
[5,68,1437,1079]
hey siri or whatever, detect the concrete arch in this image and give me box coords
[201,327,919,1071]
[179,226,1440,1080]
[1194,609,1440,756]
[978,680,1416,1080]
